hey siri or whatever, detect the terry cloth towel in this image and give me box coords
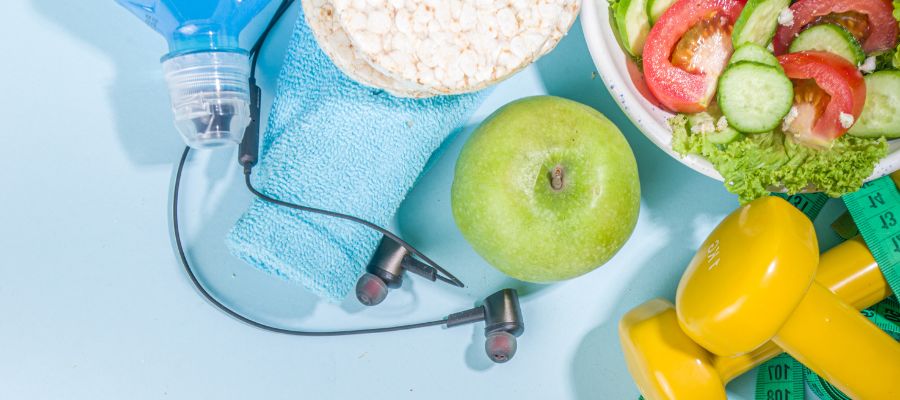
[225,7,485,302]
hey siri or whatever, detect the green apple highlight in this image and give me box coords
[451,96,640,283]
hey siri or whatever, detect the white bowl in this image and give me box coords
[579,0,900,183]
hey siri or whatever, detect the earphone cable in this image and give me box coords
[240,0,464,288]
[172,0,464,335]
[249,0,295,78]
[242,173,463,287]
[174,146,448,336]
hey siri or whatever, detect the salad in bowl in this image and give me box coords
[583,0,900,201]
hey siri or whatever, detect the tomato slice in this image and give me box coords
[784,79,832,142]
[773,0,898,55]
[643,0,744,113]
[809,11,871,43]
[778,51,866,145]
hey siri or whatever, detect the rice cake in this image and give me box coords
[333,0,570,94]
[303,0,433,98]
[538,0,581,57]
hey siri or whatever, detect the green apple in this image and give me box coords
[451,96,640,282]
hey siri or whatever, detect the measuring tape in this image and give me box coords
[832,173,900,240]
[842,175,900,296]
[752,192,829,400]
[637,191,882,400]
[755,353,806,400]
[805,296,900,400]
[753,177,900,400]
[799,175,900,399]
[771,192,830,220]
[636,193,829,400]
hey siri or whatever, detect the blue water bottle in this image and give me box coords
[116,0,274,148]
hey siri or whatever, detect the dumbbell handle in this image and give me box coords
[712,236,893,382]
[775,282,900,399]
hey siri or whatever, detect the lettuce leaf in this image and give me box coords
[895,46,900,70]
[875,47,898,70]
[894,2,900,67]
[671,114,888,203]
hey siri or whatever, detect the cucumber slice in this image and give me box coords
[717,61,794,133]
[848,71,900,138]
[732,0,791,47]
[707,126,742,144]
[729,43,780,68]
[789,24,865,66]
[647,0,677,25]
[613,0,651,57]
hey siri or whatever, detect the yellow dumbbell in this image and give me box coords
[620,236,892,399]
[679,197,900,399]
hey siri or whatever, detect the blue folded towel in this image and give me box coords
[225,7,485,302]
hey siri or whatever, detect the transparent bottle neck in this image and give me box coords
[161,51,252,149]
[163,24,241,58]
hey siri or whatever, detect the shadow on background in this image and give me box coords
[31,1,341,329]
[397,17,739,379]
[534,19,845,399]
[30,0,184,166]
[397,123,553,370]
[533,19,739,399]
[29,0,765,389]
[164,149,324,328]
[398,123,551,298]
[29,0,293,168]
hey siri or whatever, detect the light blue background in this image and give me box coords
[1,1,847,399]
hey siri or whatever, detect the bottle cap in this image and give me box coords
[162,51,251,148]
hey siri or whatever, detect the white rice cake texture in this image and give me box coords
[333,0,577,95]
[539,0,580,57]
[304,0,433,98]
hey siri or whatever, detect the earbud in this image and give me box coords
[447,289,525,363]
[171,0,527,353]
[481,289,525,363]
[355,272,389,306]
[485,331,517,363]
[356,236,438,306]
[356,239,525,362]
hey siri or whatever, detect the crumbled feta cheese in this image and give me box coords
[859,56,877,73]
[782,106,799,131]
[778,8,794,27]
[839,112,855,129]
[691,118,716,135]
[766,42,774,52]
[716,116,729,131]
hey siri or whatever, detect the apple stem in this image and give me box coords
[550,164,565,191]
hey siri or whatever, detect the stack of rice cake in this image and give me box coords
[304,0,581,97]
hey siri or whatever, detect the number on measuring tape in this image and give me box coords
[767,363,792,381]
[843,175,900,301]
[799,179,900,400]
[771,192,829,221]
[868,192,886,209]
[767,389,793,400]
[754,192,829,400]
[755,353,805,400]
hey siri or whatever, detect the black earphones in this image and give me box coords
[446,289,526,363]
[354,240,525,361]
[169,0,526,364]
[357,237,444,306]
